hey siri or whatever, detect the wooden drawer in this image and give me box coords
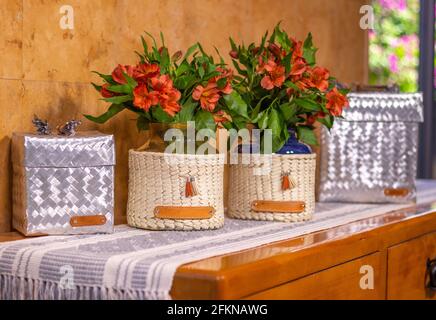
[246,253,384,300]
[387,232,436,299]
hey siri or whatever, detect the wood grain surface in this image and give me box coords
[0,0,368,232]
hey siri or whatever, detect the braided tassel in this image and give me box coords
[185,177,194,197]
[282,172,296,191]
[185,176,199,197]
[282,174,290,191]
[190,177,199,196]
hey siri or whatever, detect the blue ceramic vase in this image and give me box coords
[276,129,312,155]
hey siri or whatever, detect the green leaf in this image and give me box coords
[232,60,248,76]
[91,82,102,92]
[229,37,237,52]
[183,43,199,61]
[258,110,269,130]
[103,95,132,104]
[251,95,270,122]
[297,125,318,146]
[144,31,158,48]
[176,60,190,76]
[198,65,205,78]
[268,109,282,138]
[194,110,216,130]
[216,77,227,89]
[267,109,287,152]
[174,74,197,90]
[84,104,125,124]
[279,102,298,122]
[106,84,132,94]
[294,98,321,112]
[136,115,150,131]
[303,32,313,49]
[160,47,170,71]
[122,72,138,89]
[282,54,292,74]
[160,31,165,47]
[317,114,334,130]
[141,35,148,54]
[151,105,173,123]
[92,71,115,84]
[176,98,197,122]
[303,33,317,65]
[274,23,291,51]
[223,91,249,119]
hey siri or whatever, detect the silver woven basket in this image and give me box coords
[11,131,115,235]
[319,92,424,203]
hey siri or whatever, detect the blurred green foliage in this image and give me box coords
[369,0,420,92]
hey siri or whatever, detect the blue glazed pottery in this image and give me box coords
[276,129,312,154]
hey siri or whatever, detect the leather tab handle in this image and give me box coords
[70,215,107,227]
[251,200,306,213]
[384,188,409,197]
[154,206,215,220]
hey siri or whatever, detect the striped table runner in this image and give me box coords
[1,180,436,300]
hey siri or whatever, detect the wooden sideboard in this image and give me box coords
[2,203,436,300]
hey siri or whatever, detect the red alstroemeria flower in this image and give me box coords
[309,67,330,92]
[290,59,307,77]
[290,38,304,61]
[326,87,349,117]
[213,110,232,128]
[192,82,221,112]
[112,64,136,84]
[133,83,159,111]
[214,67,233,94]
[260,60,286,90]
[134,63,160,83]
[160,89,181,116]
[100,84,116,98]
[149,74,181,116]
[150,74,174,93]
[159,89,182,117]
[268,43,283,59]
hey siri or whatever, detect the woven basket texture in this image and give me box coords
[127,150,225,230]
[228,153,316,222]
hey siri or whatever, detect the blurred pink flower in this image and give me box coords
[388,54,399,73]
[379,0,407,11]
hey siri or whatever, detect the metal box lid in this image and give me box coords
[12,131,115,168]
[342,92,424,123]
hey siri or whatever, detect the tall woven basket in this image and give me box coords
[127,151,225,231]
[228,153,316,222]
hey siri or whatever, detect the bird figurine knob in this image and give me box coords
[32,115,51,135]
[57,119,82,136]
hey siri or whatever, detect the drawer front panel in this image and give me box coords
[387,232,436,300]
[246,253,383,300]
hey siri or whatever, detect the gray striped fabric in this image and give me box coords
[1,180,436,300]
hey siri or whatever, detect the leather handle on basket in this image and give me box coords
[154,206,215,220]
[70,215,107,227]
[384,188,410,197]
[251,200,306,214]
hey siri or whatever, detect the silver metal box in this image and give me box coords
[319,93,423,203]
[11,131,115,235]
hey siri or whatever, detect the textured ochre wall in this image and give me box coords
[0,0,368,232]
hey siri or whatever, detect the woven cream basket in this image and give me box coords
[127,150,225,231]
[228,153,316,222]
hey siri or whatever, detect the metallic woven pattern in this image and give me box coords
[22,132,115,168]
[12,132,115,235]
[319,93,423,204]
